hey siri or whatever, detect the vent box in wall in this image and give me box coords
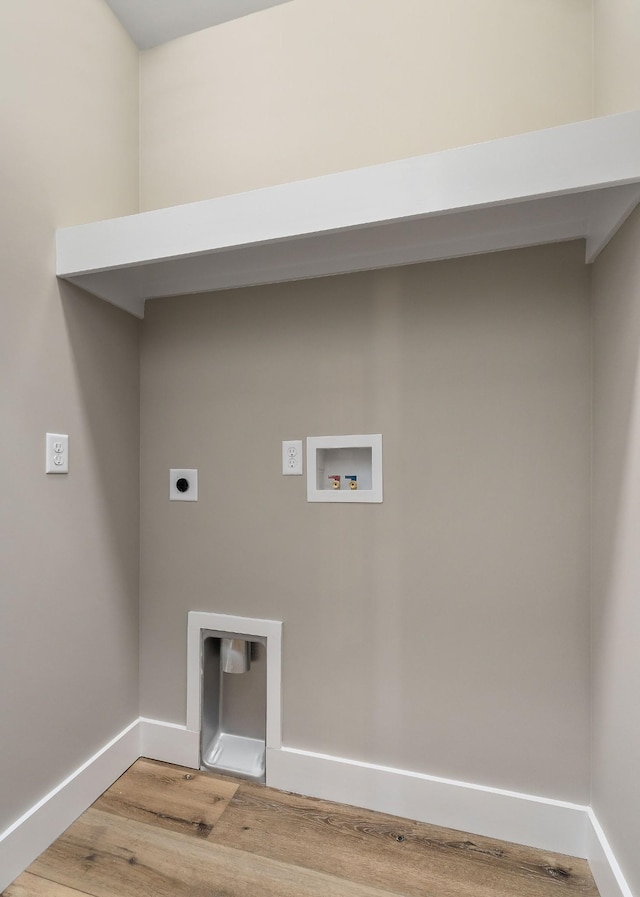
[306,434,383,503]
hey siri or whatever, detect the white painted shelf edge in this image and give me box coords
[56,111,640,318]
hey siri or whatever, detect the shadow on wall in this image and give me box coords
[59,280,141,619]
[592,214,640,676]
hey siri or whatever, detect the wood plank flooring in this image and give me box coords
[4,759,600,897]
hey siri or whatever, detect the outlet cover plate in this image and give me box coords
[170,468,198,501]
[282,440,303,475]
[46,433,69,474]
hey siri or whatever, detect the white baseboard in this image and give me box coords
[587,810,634,897]
[266,745,589,858]
[0,719,139,892]
[139,717,199,768]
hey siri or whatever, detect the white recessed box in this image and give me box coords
[307,434,382,503]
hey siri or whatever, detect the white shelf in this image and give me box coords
[56,111,640,318]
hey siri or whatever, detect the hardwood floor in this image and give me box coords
[4,759,600,897]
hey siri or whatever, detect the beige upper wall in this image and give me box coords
[140,242,591,802]
[594,0,640,115]
[1,0,139,225]
[0,0,140,833]
[140,0,593,210]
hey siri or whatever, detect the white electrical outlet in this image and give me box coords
[282,440,303,475]
[46,433,69,474]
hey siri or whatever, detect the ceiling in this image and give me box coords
[104,0,294,50]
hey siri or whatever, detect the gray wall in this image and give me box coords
[592,206,640,895]
[591,2,640,890]
[140,241,592,802]
[0,0,140,831]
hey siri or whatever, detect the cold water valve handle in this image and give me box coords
[345,475,358,490]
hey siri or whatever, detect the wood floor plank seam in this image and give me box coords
[92,757,238,840]
[25,808,407,897]
[3,871,96,897]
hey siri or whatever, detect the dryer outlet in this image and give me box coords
[170,468,198,501]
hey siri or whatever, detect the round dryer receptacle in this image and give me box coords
[170,468,198,501]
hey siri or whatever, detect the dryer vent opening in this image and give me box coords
[200,630,266,782]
